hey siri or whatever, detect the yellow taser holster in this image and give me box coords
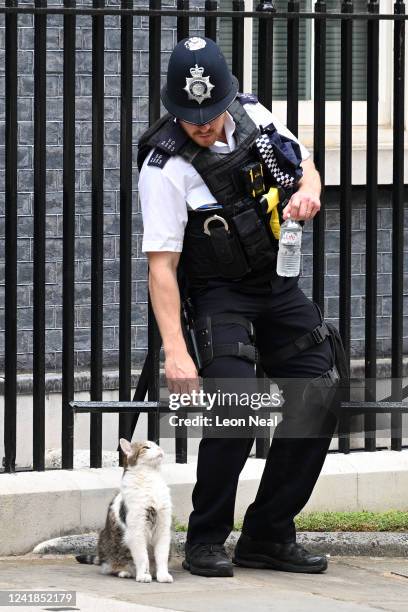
[260,187,281,240]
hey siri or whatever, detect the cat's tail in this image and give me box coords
[75,554,100,565]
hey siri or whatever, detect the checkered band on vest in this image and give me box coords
[254,132,297,188]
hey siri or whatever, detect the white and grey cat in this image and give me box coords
[76,438,173,583]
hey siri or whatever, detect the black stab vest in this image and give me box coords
[137,100,281,289]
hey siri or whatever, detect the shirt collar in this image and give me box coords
[209,112,236,153]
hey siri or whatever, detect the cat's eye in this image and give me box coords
[143,445,150,449]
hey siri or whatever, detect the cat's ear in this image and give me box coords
[119,438,133,457]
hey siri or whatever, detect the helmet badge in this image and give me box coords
[183,64,215,105]
[184,37,206,51]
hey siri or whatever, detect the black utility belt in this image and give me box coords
[182,202,278,281]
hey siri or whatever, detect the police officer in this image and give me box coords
[138,37,338,578]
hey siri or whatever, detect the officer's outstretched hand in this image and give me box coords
[282,189,321,221]
[282,158,322,221]
[165,350,200,399]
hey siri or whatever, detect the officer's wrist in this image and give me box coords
[163,337,189,358]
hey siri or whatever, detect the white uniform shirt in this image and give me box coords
[139,101,310,253]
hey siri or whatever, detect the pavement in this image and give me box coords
[0,553,407,612]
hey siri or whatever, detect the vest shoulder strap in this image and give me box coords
[236,92,259,105]
[137,114,190,171]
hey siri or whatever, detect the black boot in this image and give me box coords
[232,533,328,573]
[183,543,234,577]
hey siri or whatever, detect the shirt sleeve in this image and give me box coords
[139,154,188,253]
[243,101,311,161]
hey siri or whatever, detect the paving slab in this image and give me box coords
[0,555,407,612]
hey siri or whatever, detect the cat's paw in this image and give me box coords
[136,572,152,583]
[118,570,133,579]
[156,571,173,583]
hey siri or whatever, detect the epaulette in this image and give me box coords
[138,115,190,171]
[154,120,189,156]
[236,92,258,105]
[147,149,171,169]
[147,120,190,169]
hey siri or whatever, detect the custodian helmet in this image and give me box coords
[161,36,239,125]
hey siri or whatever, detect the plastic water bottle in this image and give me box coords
[276,216,303,277]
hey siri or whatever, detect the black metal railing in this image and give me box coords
[0,1,407,472]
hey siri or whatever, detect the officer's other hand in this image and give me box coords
[282,190,321,221]
[165,350,200,399]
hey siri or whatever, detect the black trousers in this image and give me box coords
[186,277,337,545]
